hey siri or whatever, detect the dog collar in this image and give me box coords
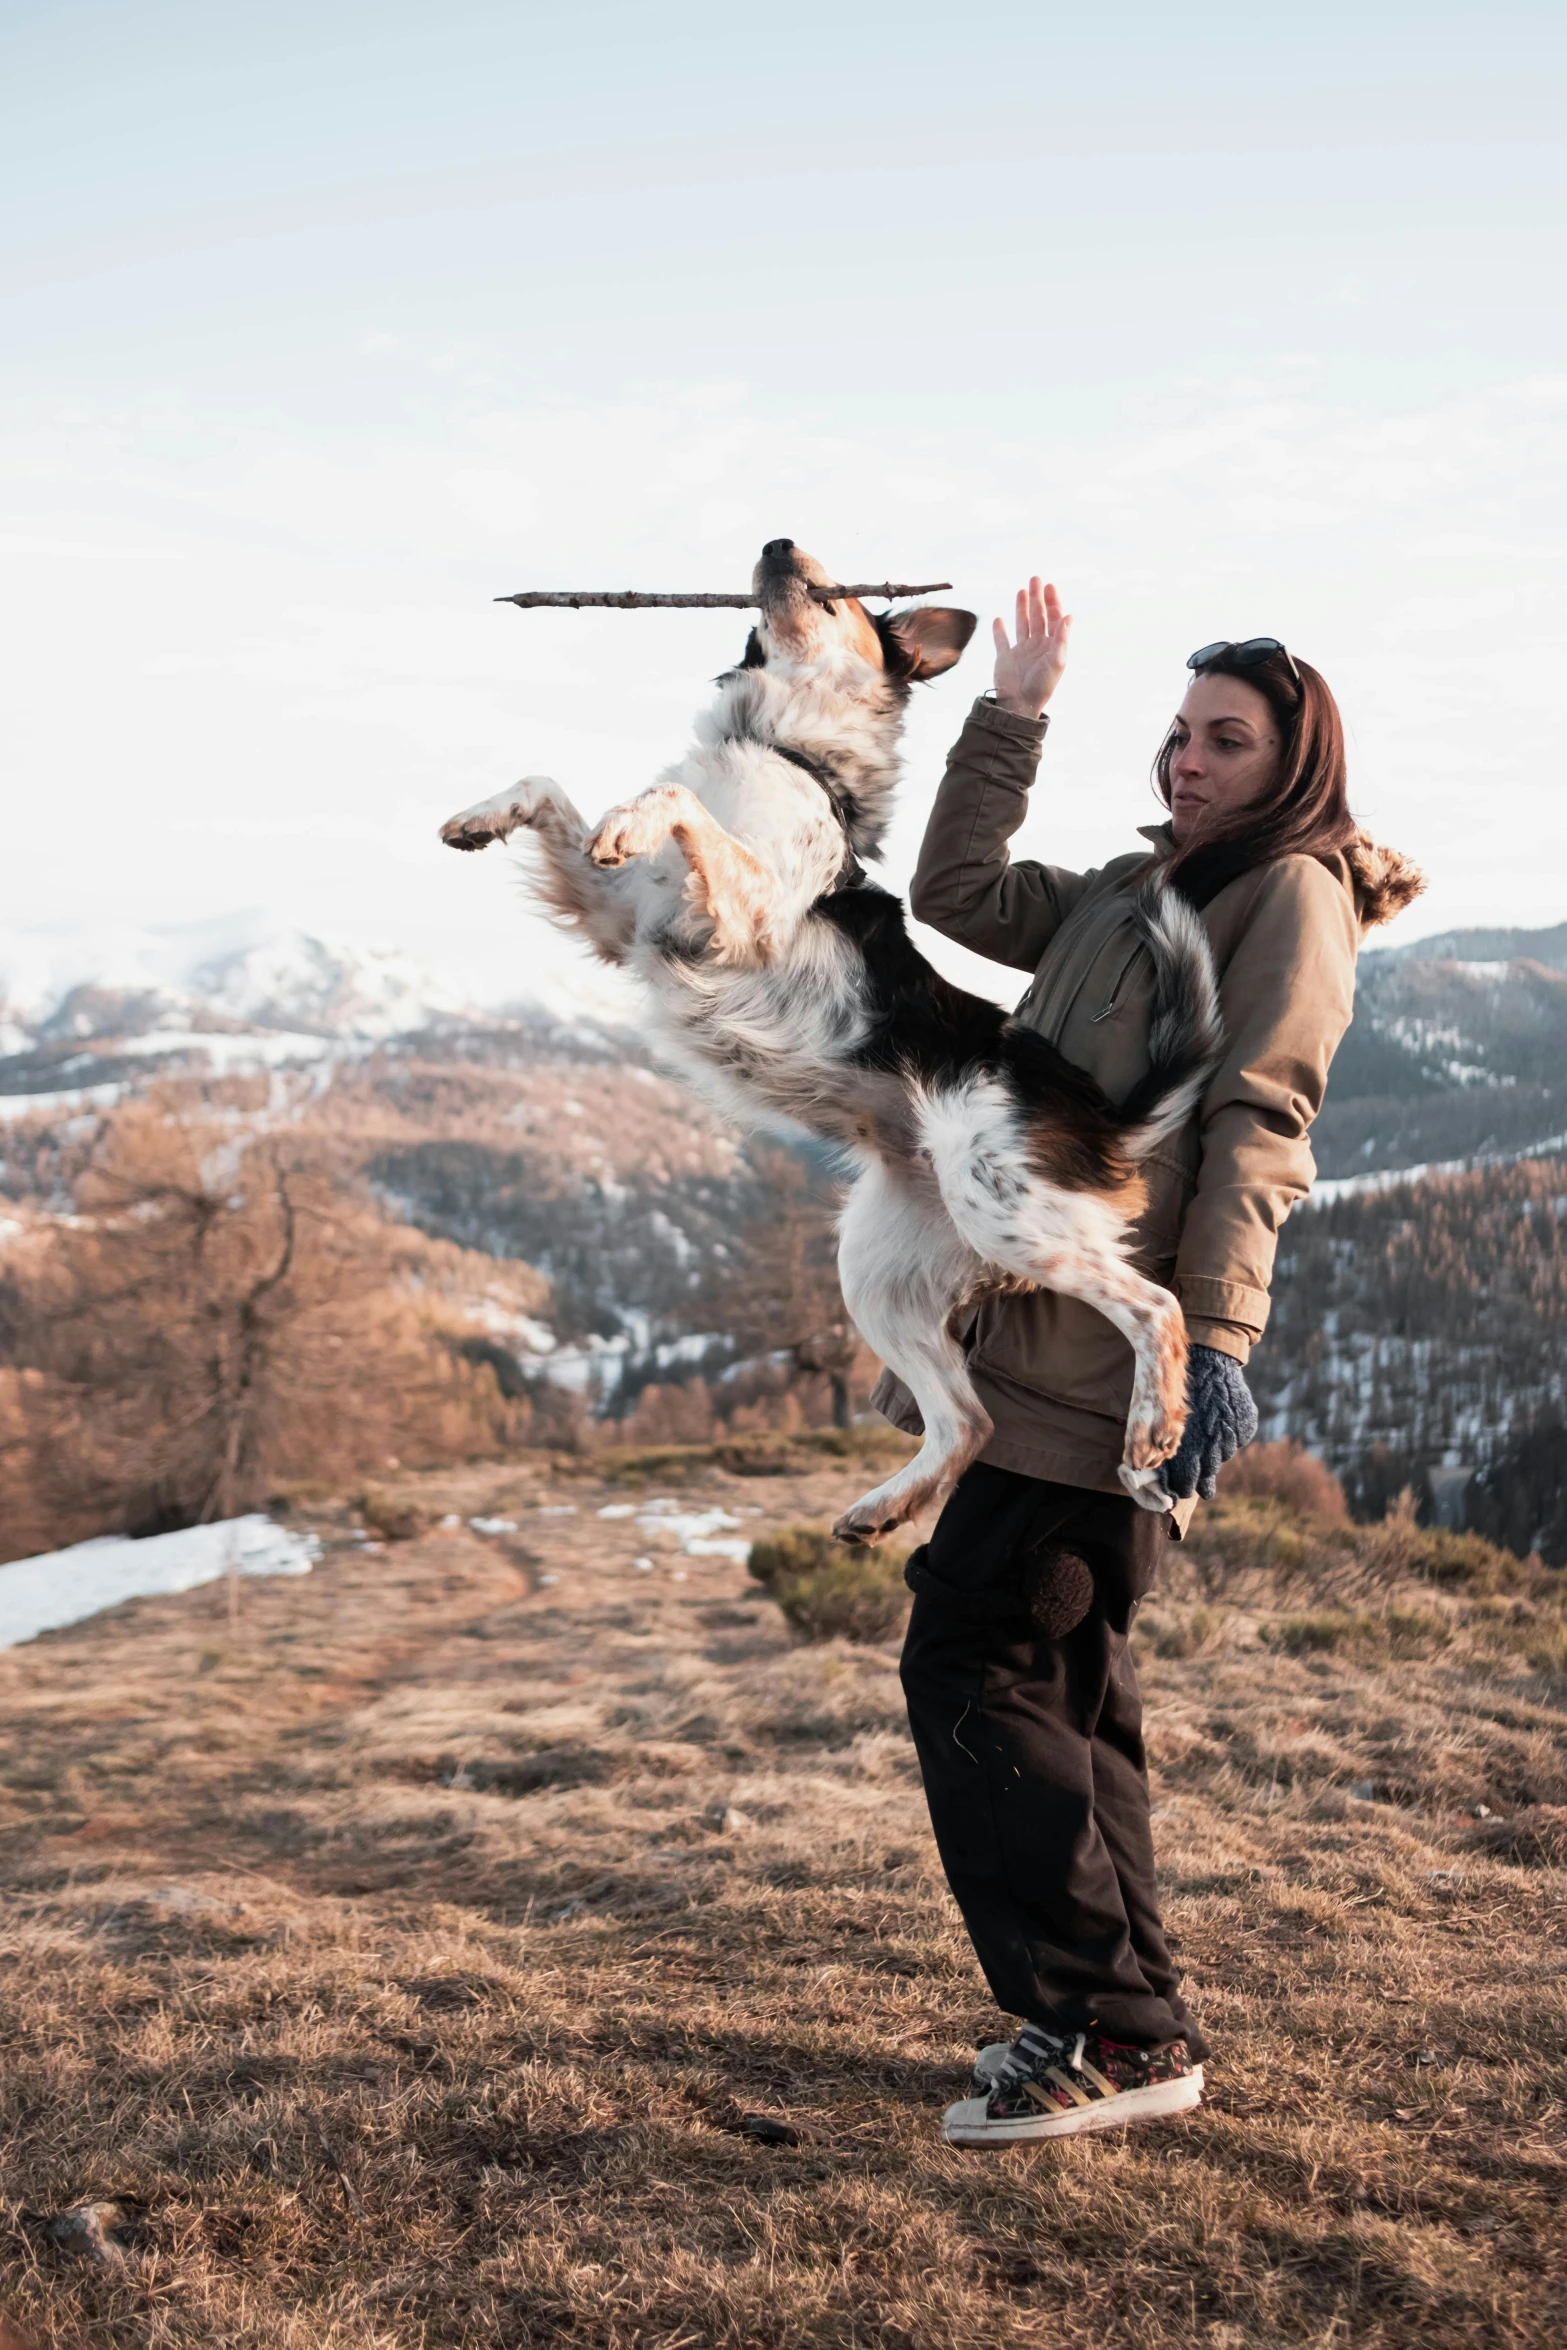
[768,741,866,890]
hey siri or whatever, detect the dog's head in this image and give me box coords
[743,539,975,693]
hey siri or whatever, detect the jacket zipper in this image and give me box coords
[1089,938,1145,1023]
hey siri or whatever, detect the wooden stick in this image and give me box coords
[495,581,952,610]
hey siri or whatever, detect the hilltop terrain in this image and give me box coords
[1,1444,1564,2347]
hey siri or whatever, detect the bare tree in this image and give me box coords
[0,1104,528,1552]
[713,1152,866,1428]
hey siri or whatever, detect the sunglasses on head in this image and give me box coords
[1187,637,1301,687]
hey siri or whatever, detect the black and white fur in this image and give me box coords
[442,539,1222,1540]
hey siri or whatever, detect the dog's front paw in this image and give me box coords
[585,815,635,869]
[587,786,682,869]
[439,778,551,852]
[1117,1462,1175,1514]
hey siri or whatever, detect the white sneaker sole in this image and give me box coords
[942,2066,1203,2144]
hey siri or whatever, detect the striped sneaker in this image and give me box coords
[943,2024,1202,2144]
[969,2038,1016,2091]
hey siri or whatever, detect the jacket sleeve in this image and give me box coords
[908,697,1095,974]
[1174,856,1360,1361]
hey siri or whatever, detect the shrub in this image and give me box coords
[1151,1604,1215,1659]
[748,1527,847,1587]
[1267,1610,1378,1655]
[1384,1603,1452,1655]
[1524,1621,1567,1678]
[1468,1804,1567,1866]
[597,1442,712,1486]
[748,1525,911,1644]
[1362,1514,1529,1595]
[1220,1440,1348,1523]
[358,1490,430,1544]
[789,1426,920,1466]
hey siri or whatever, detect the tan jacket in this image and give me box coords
[872,695,1423,1499]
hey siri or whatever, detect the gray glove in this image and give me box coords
[1159,1344,1259,1501]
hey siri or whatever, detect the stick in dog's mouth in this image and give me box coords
[495,581,952,611]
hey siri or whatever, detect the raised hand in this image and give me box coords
[992,577,1072,720]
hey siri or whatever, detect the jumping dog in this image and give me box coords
[441,539,1222,1540]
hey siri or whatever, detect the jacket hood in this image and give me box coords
[1138,819,1425,933]
[1343,833,1426,931]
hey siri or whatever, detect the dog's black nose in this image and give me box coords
[762,538,795,561]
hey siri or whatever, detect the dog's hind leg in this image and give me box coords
[441,776,636,963]
[920,1077,1186,1516]
[831,1157,993,1546]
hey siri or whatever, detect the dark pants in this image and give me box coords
[899,1463,1204,2056]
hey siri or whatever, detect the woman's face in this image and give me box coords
[1164,672,1282,845]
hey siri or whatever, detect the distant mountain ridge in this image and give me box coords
[0,928,635,1105]
[1377,920,1567,973]
[1315,918,1567,1178]
[12,931,487,1050]
[184,932,479,1039]
[8,912,1567,1181]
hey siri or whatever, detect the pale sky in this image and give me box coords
[2,1,1564,1013]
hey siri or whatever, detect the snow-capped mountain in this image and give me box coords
[0,925,636,1106]
[187,932,479,1040]
[1,923,474,1050]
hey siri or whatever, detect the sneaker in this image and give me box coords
[969,2039,1014,2092]
[943,2024,1202,2144]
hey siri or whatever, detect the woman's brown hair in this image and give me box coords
[1153,647,1358,908]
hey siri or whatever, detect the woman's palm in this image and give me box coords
[993,577,1071,719]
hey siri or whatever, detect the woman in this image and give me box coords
[879,579,1422,2146]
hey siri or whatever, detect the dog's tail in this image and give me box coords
[1113,874,1224,1159]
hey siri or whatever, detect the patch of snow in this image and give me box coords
[653,1330,726,1371]
[632,1506,743,1557]
[0,1514,318,1649]
[0,1082,124,1122]
[116,1028,335,1070]
[532,1332,631,1394]
[596,1503,637,1519]
[1310,1129,1567,1205]
[469,1517,518,1535]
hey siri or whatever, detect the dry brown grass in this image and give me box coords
[1,1461,1565,2347]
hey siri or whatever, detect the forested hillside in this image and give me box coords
[1255,1155,1567,1562]
[1314,920,1567,1176]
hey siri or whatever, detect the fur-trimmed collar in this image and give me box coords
[1342,833,1426,929]
[1138,821,1426,931]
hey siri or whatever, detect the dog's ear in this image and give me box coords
[880,605,977,680]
